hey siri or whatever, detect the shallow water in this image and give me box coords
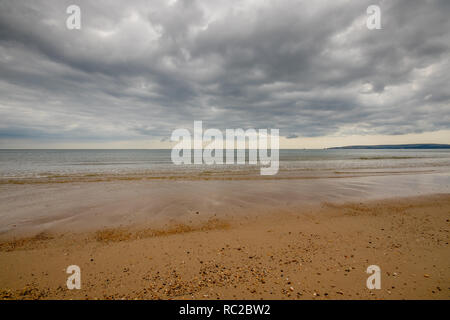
[0,149,449,237]
[1,149,450,182]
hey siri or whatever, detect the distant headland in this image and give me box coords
[327,144,450,149]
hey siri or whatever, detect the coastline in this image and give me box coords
[0,193,449,300]
[2,0,450,305]
[1,171,449,238]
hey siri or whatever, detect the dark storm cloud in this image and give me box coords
[0,0,449,145]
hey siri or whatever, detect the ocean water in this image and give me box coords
[0,149,450,182]
[1,149,450,236]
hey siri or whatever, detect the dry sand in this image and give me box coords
[0,193,449,300]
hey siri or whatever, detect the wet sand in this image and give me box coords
[0,193,449,300]
[1,172,449,238]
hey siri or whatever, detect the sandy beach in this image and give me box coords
[2,0,450,306]
[1,151,449,300]
[0,189,449,300]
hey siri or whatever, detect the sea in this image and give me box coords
[1,149,450,183]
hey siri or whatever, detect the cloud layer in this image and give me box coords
[0,0,449,146]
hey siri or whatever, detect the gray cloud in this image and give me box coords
[0,0,449,145]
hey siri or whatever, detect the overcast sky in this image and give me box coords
[0,0,449,148]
